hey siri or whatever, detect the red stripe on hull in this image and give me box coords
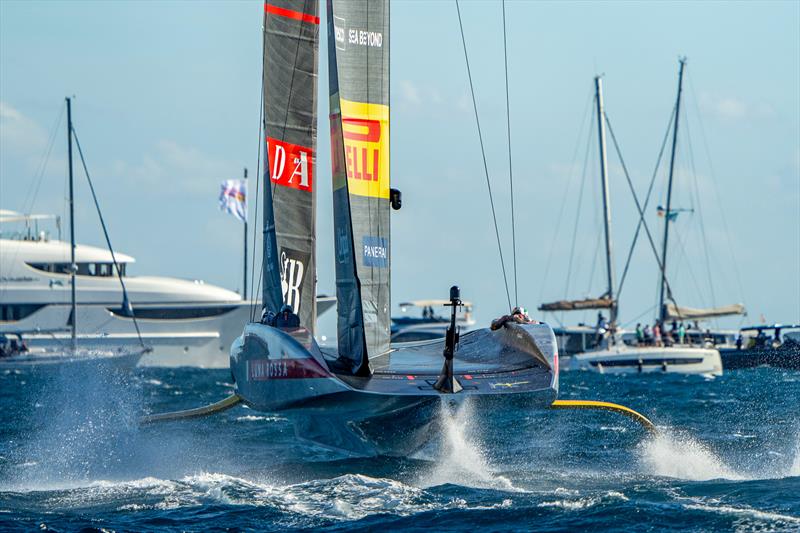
[265,3,320,25]
[248,357,330,381]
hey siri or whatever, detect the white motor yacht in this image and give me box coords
[1,210,250,368]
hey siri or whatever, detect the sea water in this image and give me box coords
[0,365,798,531]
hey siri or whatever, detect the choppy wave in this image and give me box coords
[639,430,744,481]
[2,366,799,530]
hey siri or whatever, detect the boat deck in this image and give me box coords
[371,328,541,375]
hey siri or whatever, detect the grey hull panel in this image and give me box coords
[229,321,558,455]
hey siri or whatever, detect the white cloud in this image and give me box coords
[399,79,421,105]
[111,139,237,195]
[699,93,774,121]
[715,97,747,119]
[0,101,47,156]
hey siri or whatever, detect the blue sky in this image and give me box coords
[1,0,798,337]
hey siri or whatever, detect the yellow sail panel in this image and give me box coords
[340,98,390,199]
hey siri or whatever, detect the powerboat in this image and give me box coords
[719,324,800,369]
[0,221,249,368]
[390,299,475,343]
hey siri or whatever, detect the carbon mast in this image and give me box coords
[66,97,77,352]
[658,58,686,323]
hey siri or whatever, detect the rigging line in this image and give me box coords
[501,0,518,307]
[615,105,675,298]
[250,14,268,322]
[621,304,657,329]
[23,105,65,217]
[563,101,595,302]
[687,75,747,306]
[71,127,145,349]
[684,109,718,313]
[603,113,680,311]
[0,107,65,303]
[538,86,593,303]
[250,70,265,322]
[456,0,512,311]
[672,220,708,310]
[585,223,602,296]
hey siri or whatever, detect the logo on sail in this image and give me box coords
[362,236,388,268]
[339,99,389,199]
[333,15,346,51]
[280,248,309,313]
[267,137,313,192]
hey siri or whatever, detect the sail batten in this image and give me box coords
[261,0,320,333]
[328,0,391,375]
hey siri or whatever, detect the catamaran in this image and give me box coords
[541,67,734,376]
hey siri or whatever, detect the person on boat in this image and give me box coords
[755,329,767,348]
[422,306,430,319]
[260,308,276,326]
[736,333,744,350]
[490,307,539,330]
[643,324,652,346]
[678,322,686,345]
[635,323,644,346]
[275,304,300,329]
[595,313,609,343]
[653,321,663,347]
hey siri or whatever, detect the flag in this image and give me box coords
[656,205,679,222]
[219,179,247,222]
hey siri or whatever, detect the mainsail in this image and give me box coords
[328,0,391,375]
[261,0,320,332]
[664,303,746,321]
[538,297,616,312]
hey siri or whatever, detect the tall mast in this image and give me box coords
[66,97,77,351]
[659,57,687,322]
[595,76,616,325]
[242,167,248,300]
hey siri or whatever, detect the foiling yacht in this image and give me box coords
[1,210,250,368]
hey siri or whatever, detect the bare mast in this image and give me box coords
[66,97,77,351]
[659,58,687,322]
[594,76,617,325]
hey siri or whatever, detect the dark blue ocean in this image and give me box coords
[1,364,798,532]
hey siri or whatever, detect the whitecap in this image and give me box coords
[639,430,743,481]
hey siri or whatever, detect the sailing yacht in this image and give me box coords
[227,0,558,456]
[541,70,728,376]
[0,99,147,369]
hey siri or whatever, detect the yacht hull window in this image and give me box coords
[107,306,238,320]
[27,262,126,277]
[0,304,48,322]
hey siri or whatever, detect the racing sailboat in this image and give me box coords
[227,0,558,455]
[146,0,656,452]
